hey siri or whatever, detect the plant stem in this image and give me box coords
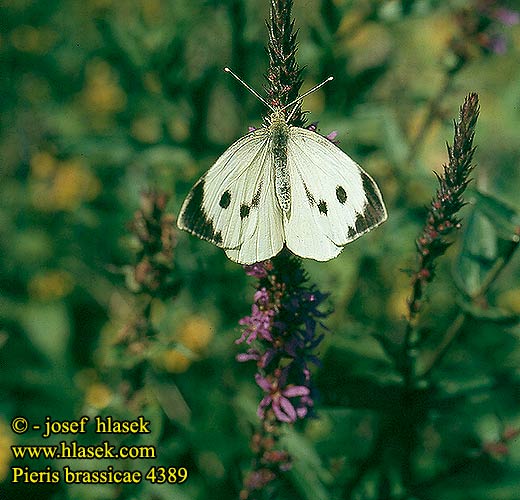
[398,93,480,497]
[419,238,520,378]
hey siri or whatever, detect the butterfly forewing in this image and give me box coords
[283,127,387,261]
[178,128,285,263]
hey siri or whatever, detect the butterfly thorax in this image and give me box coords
[269,111,291,213]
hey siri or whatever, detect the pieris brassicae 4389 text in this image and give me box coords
[178,68,387,264]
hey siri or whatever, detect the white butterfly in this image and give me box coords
[178,68,387,265]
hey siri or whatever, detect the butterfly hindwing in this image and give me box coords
[284,127,387,261]
[178,128,284,264]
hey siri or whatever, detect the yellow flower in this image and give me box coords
[85,383,113,410]
[30,151,57,179]
[131,115,162,144]
[51,160,101,210]
[28,270,74,301]
[178,317,214,353]
[162,350,192,373]
[82,59,126,114]
[10,25,57,54]
[30,158,100,212]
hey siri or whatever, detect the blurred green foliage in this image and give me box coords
[1,0,519,499]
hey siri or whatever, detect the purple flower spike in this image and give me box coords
[495,8,519,26]
[488,34,507,54]
[238,255,328,421]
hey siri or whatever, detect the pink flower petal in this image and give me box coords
[255,374,272,392]
[275,396,297,422]
[283,385,310,397]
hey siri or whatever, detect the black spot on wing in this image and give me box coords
[240,204,250,219]
[348,227,356,239]
[360,172,385,223]
[318,200,328,215]
[336,185,347,204]
[180,179,220,244]
[219,190,231,209]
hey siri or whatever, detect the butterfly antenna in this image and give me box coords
[280,76,334,114]
[223,67,275,112]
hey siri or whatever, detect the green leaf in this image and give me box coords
[380,108,410,166]
[425,462,520,500]
[19,302,70,363]
[457,298,519,325]
[454,194,520,297]
[282,428,332,500]
[317,331,403,410]
[454,209,499,296]
[323,330,398,378]
[471,190,520,239]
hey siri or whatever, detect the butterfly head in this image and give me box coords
[267,109,289,126]
[223,68,334,130]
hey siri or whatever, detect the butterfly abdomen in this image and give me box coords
[271,116,291,213]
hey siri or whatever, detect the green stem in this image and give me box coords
[419,239,519,378]
[418,312,466,379]
[402,321,416,389]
